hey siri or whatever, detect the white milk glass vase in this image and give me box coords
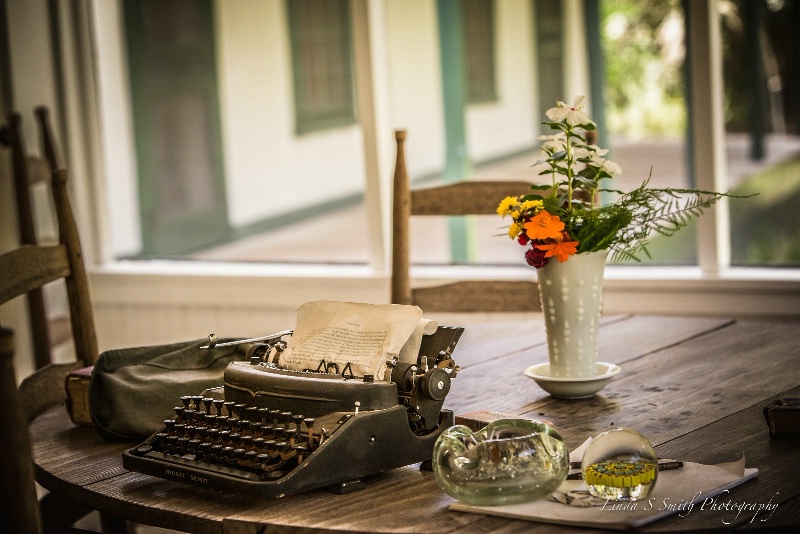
[537,250,608,378]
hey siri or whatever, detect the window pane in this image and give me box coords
[600,0,693,266]
[288,0,357,133]
[721,0,800,267]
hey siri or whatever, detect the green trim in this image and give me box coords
[438,0,473,264]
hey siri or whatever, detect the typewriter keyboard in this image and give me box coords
[128,394,350,482]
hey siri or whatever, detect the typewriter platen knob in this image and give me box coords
[421,368,451,401]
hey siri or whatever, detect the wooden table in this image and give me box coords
[31,315,800,533]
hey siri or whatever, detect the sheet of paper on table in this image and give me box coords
[279,301,436,380]
[449,457,759,531]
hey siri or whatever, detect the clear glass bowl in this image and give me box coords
[581,427,658,501]
[432,419,569,506]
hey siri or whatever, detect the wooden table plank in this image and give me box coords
[647,386,800,532]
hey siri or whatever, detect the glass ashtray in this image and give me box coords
[581,427,658,501]
[432,418,569,506]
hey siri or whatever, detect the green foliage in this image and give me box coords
[600,179,733,262]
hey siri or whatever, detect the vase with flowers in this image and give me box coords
[499,96,735,397]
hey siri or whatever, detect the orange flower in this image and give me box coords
[536,233,579,262]
[524,211,565,240]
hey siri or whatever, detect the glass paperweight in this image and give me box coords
[581,427,658,501]
[431,419,569,506]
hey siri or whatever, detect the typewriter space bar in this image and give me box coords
[139,450,262,481]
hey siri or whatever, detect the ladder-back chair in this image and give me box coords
[0,110,106,531]
[1,107,72,368]
[390,129,542,312]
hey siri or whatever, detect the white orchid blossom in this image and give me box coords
[545,95,596,127]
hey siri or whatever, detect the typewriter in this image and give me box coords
[122,325,464,497]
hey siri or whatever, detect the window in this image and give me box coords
[462,0,497,103]
[287,0,357,134]
[721,0,800,268]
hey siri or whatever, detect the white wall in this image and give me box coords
[384,0,446,178]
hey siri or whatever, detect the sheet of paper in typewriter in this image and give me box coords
[279,301,427,379]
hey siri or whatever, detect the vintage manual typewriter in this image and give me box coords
[123,323,463,497]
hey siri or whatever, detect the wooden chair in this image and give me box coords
[0,111,110,531]
[0,326,44,532]
[0,328,102,534]
[1,108,72,368]
[390,129,542,312]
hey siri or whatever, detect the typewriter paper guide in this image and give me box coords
[279,301,432,379]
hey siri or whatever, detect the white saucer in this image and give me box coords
[524,362,621,399]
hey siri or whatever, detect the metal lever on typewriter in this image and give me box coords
[200,330,293,349]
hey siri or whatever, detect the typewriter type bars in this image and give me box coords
[123,326,463,497]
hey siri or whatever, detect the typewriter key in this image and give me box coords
[197,442,211,460]
[285,428,297,447]
[258,407,270,423]
[292,414,304,430]
[243,450,258,467]
[295,444,309,463]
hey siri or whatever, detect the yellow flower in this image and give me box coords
[508,222,523,239]
[496,196,520,217]
[524,211,565,240]
[519,199,543,211]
